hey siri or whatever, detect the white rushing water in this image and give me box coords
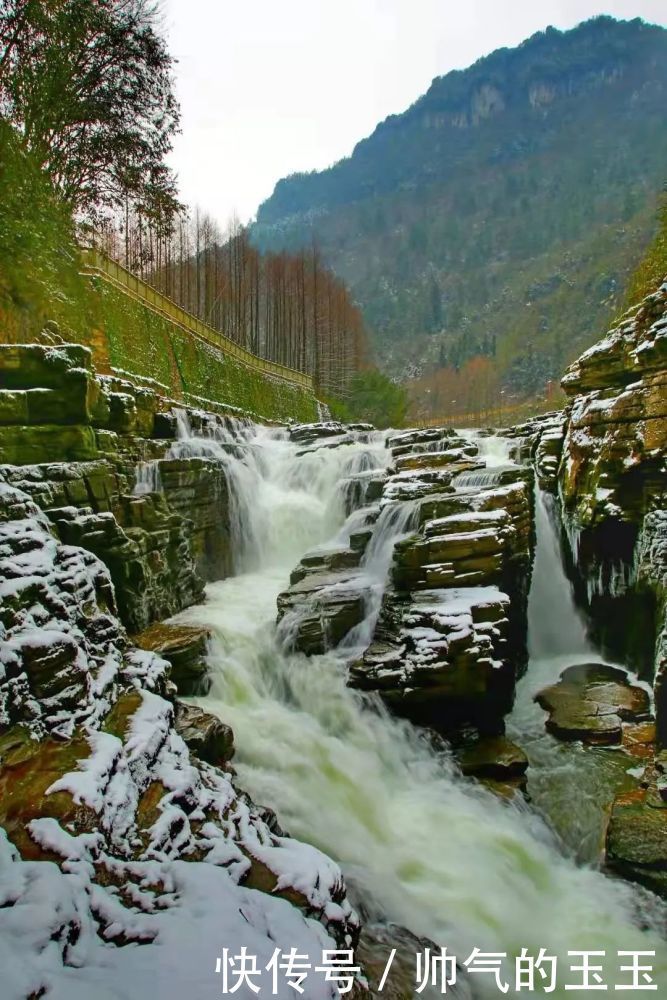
[507,475,647,863]
[173,420,665,998]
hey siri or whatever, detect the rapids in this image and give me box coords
[171,418,665,997]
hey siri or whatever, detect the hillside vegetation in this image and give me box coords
[0,2,371,416]
[253,17,667,398]
[0,129,319,422]
[0,121,88,336]
[625,194,667,307]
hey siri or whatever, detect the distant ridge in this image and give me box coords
[252,16,667,395]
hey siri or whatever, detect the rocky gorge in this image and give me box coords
[1,279,667,998]
[523,276,667,897]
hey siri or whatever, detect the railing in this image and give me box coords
[79,246,314,391]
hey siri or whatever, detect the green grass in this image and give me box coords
[93,280,317,421]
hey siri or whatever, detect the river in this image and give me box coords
[172,419,665,998]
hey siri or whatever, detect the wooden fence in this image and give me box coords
[79,247,314,391]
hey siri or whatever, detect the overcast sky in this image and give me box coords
[163,0,667,226]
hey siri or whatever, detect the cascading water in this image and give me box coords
[508,482,648,863]
[527,488,591,661]
[340,499,419,655]
[133,458,162,495]
[172,422,665,998]
[455,431,518,489]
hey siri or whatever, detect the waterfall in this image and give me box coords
[132,458,162,495]
[173,423,665,999]
[474,435,515,468]
[455,431,516,489]
[455,468,507,489]
[456,429,515,467]
[362,501,419,578]
[340,499,420,654]
[509,480,652,865]
[528,487,591,660]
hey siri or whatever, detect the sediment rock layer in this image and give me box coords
[0,343,238,633]
[277,423,535,737]
[0,351,361,997]
[529,276,667,897]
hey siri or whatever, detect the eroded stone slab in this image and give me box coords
[174,701,234,764]
[134,622,211,695]
[606,787,667,897]
[536,663,651,745]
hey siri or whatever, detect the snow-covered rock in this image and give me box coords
[0,476,359,999]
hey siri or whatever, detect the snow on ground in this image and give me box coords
[0,475,358,999]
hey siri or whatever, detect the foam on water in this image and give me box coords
[174,422,666,997]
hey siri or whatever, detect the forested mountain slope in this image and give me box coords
[253,16,667,395]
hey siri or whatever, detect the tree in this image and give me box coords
[429,276,443,331]
[0,118,86,328]
[0,0,180,221]
[330,369,408,428]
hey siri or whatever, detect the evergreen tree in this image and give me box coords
[0,0,180,221]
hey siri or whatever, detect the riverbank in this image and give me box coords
[1,280,666,997]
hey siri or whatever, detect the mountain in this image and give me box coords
[252,16,667,396]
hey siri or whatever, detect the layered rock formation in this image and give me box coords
[0,342,241,636]
[558,278,667,662]
[354,433,533,733]
[277,424,535,739]
[0,351,363,997]
[527,276,667,897]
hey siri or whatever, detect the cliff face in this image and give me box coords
[560,278,667,524]
[558,278,667,674]
[0,342,234,633]
[548,276,667,895]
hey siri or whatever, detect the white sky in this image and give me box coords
[163,0,667,226]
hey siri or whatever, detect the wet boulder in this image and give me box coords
[277,570,368,655]
[290,545,362,584]
[355,923,459,1000]
[606,784,667,897]
[290,420,375,454]
[457,734,529,782]
[383,468,455,502]
[289,421,347,444]
[389,427,461,459]
[350,586,514,732]
[456,734,529,798]
[340,470,387,514]
[535,663,651,745]
[394,447,480,474]
[386,426,456,451]
[349,527,374,555]
[133,622,211,695]
[173,700,234,765]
